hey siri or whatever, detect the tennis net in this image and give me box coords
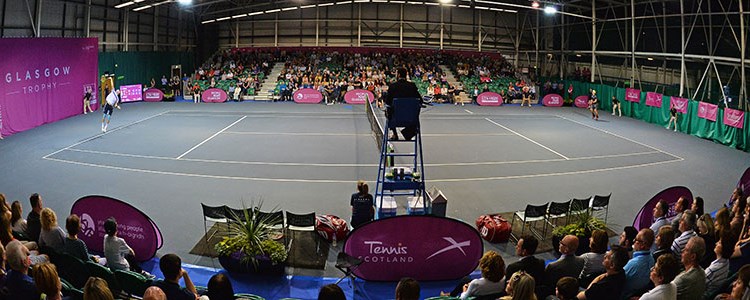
[365,97,385,150]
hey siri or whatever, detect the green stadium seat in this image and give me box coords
[61,278,84,300]
[86,261,121,293]
[234,293,266,300]
[114,269,152,297]
[56,253,90,288]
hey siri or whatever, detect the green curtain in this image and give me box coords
[98,52,195,86]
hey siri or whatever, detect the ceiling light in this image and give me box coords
[530,1,539,8]
[115,2,134,8]
[439,0,451,3]
[647,57,654,61]
[543,6,556,14]
[133,4,152,11]
[177,0,192,5]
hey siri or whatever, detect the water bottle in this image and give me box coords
[332,233,338,247]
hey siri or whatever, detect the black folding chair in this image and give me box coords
[546,200,572,229]
[591,193,611,223]
[201,203,228,244]
[285,211,317,252]
[335,252,363,288]
[511,203,549,241]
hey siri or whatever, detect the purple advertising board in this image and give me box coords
[202,88,228,103]
[574,95,589,108]
[625,88,641,102]
[670,96,688,114]
[344,215,483,281]
[646,92,663,107]
[0,38,99,137]
[734,167,750,204]
[698,102,718,122]
[120,84,143,103]
[723,108,745,129]
[71,195,163,262]
[542,94,564,107]
[632,186,693,230]
[344,89,375,104]
[293,88,323,104]
[476,92,502,106]
[143,88,164,102]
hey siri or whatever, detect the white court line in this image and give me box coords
[222,131,514,137]
[485,118,570,160]
[176,116,247,159]
[555,115,685,160]
[464,109,474,114]
[42,110,170,159]
[427,150,660,166]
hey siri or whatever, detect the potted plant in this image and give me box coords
[215,203,288,275]
[551,207,607,255]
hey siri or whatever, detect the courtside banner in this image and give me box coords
[202,88,228,103]
[293,88,323,104]
[345,215,483,281]
[632,186,693,230]
[734,167,750,204]
[71,195,163,262]
[670,96,688,114]
[574,95,589,108]
[0,38,98,137]
[476,92,502,106]
[542,93,563,107]
[119,84,143,103]
[698,102,718,121]
[344,89,375,104]
[646,92,663,107]
[625,88,641,102]
[723,108,745,129]
[143,88,164,102]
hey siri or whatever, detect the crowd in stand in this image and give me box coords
[188,49,276,101]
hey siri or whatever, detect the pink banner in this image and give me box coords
[202,88,228,103]
[626,88,641,102]
[345,215,483,281]
[120,84,143,103]
[723,108,745,129]
[0,38,99,137]
[698,102,718,121]
[646,92,663,107]
[143,88,164,102]
[476,92,503,106]
[670,96,688,114]
[293,88,323,104]
[574,95,589,108]
[344,89,375,104]
[542,93,563,107]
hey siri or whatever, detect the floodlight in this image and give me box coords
[543,6,556,14]
[177,0,192,5]
[530,1,539,8]
[439,0,452,3]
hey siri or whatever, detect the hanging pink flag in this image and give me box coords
[625,88,640,102]
[723,108,745,129]
[645,92,663,107]
[670,96,688,114]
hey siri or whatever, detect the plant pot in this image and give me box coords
[218,251,285,275]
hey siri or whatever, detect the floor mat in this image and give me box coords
[190,223,226,257]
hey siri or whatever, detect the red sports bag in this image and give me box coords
[475,214,511,243]
[315,214,349,242]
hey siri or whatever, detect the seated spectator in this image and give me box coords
[143,286,167,300]
[350,180,374,229]
[622,228,655,298]
[447,250,505,299]
[576,245,629,300]
[555,277,579,300]
[0,243,5,291]
[671,197,691,237]
[500,271,536,300]
[152,253,198,300]
[544,235,584,296]
[715,207,732,240]
[728,188,744,210]
[39,208,66,250]
[653,225,675,261]
[1,212,46,265]
[672,210,698,257]
[199,273,250,300]
[63,214,100,264]
[715,264,750,300]
[578,229,608,287]
[83,277,115,300]
[10,201,27,234]
[692,197,705,217]
[619,226,638,253]
[506,235,545,286]
[706,232,737,299]
[317,284,345,300]
[26,193,43,242]
[697,213,716,267]
[395,277,419,300]
[649,200,670,235]
[674,236,706,300]
[640,254,679,300]
[5,240,39,299]
[32,262,66,300]
[103,217,148,275]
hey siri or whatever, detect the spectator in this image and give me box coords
[506,235,545,286]
[10,201,27,234]
[63,214,100,263]
[83,277,115,300]
[671,196,691,237]
[449,250,505,299]
[672,210,697,257]
[650,200,670,234]
[395,277,419,300]
[706,232,737,299]
[653,226,675,261]
[697,214,717,267]
[199,273,249,300]
[350,180,374,229]
[673,236,706,300]
[640,254,679,300]
[32,262,65,300]
[692,197,705,217]
[715,264,750,300]
[578,230,608,287]
[143,286,167,300]
[152,253,198,300]
[39,207,66,250]
[715,207,732,240]
[0,242,6,290]
[501,271,536,300]
[26,193,43,242]
[317,284,345,300]
[622,228,655,298]
[5,240,39,299]
[103,218,148,275]
[576,245,628,300]
[619,226,638,253]
[555,277,578,300]
[544,235,584,296]
[728,188,744,210]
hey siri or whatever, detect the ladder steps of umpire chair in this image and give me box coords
[386,152,416,156]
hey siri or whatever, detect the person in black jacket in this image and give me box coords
[506,235,545,286]
[385,68,422,141]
